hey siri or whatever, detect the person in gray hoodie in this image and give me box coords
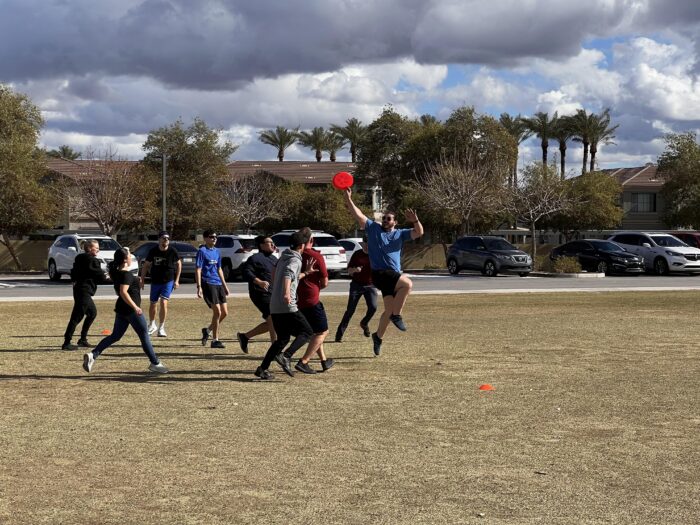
[255,231,317,380]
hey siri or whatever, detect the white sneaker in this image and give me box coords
[157,326,167,337]
[148,361,169,374]
[83,352,94,373]
[148,323,157,335]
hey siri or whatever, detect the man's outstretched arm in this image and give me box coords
[405,208,424,240]
[344,188,368,228]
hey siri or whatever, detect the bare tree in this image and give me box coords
[220,171,288,233]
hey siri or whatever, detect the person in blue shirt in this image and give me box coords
[343,188,423,356]
[195,229,230,349]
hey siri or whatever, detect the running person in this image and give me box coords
[195,230,229,349]
[140,231,181,338]
[82,248,168,374]
[254,231,316,380]
[238,236,278,353]
[334,237,378,342]
[343,188,423,355]
[62,239,106,350]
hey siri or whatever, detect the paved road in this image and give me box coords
[2,272,700,301]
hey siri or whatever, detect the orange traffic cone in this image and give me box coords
[478,384,495,391]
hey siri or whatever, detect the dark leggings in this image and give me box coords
[64,291,97,343]
[92,311,159,364]
[261,312,313,370]
[336,282,378,339]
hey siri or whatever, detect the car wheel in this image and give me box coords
[597,261,609,275]
[447,258,460,275]
[48,260,61,281]
[654,257,669,276]
[518,272,529,277]
[483,260,498,277]
[222,261,233,282]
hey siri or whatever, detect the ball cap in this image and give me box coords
[158,230,170,239]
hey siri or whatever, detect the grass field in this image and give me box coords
[1,292,698,524]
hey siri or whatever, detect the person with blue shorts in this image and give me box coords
[140,231,181,338]
[196,229,230,349]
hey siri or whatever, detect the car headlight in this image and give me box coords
[611,256,626,262]
[495,254,511,260]
[665,250,683,257]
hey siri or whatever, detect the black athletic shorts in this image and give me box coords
[202,283,227,307]
[250,292,271,319]
[371,269,401,297]
[300,302,329,334]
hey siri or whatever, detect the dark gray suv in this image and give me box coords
[446,236,532,277]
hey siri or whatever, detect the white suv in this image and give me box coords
[271,230,346,277]
[607,232,700,275]
[47,234,138,281]
[214,234,258,281]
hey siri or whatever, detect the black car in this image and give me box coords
[549,239,644,275]
[446,236,532,277]
[132,241,198,279]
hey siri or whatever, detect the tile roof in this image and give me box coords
[226,161,356,184]
[601,164,662,188]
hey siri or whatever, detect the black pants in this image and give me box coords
[64,289,97,343]
[336,282,378,339]
[260,312,313,370]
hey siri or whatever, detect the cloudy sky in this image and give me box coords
[2,0,699,172]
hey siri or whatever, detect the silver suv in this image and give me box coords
[47,233,138,281]
[271,230,346,277]
[214,234,258,281]
[446,236,532,277]
[607,232,700,275]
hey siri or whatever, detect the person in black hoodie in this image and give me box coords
[62,240,106,351]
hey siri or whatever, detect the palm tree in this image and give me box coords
[522,111,558,166]
[499,113,532,186]
[48,145,81,160]
[297,127,327,162]
[258,126,298,162]
[589,109,619,172]
[570,108,596,174]
[419,114,439,127]
[550,115,576,179]
[330,118,367,163]
[324,131,347,162]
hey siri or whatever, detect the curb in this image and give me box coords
[529,271,606,279]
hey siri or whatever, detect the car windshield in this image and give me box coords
[173,243,197,253]
[311,236,340,247]
[591,240,625,252]
[91,239,120,251]
[484,238,516,251]
[239,239,256,249]
[650,235,687,247]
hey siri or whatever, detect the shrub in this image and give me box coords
[552,256,582,274]
[534,255,554,272]
[424,263,442,270]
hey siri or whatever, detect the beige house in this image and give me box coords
[601,164,666,230]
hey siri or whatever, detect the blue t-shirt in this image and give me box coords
[365,219,413,272]
[196,246,222,285]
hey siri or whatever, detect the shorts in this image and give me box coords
[150,281,175,303]
[371,269,401,297]
[202,283,227,307]
[300,302,329,334]
[250,293,271,319]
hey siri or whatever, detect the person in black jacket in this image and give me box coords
[62,240,106,351]
[237,236,278,353]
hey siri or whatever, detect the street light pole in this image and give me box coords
[161,154,167,231]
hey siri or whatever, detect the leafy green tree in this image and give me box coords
[658,132,700,228]
[258,126,298,161]
[330,118,367,163]
[499,113,532,186]
[47,145,81,160]
[297,127,328,162]
[589,109,618,171]
[220,171,290,232]
[0,85,58,269]
[142,117,238,237]
[522,111,558,165]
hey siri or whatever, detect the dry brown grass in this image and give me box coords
[0,292,698,524]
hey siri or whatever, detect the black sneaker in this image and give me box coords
[390,314,407,331]
[334,330,343,343]
[360,322,371,337]
[201,327,211,346]
[371,332,382,356]
[237,332,249,354]
[254,367,274,380]
[274,353,294,377]
[211,340,226,349]
[62,343,78,351]
[77,338,93,348]
[321,358,335,372]
[295,360,317,374]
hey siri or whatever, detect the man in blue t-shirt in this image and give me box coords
[195,229,230,349]
[343,188,423,356]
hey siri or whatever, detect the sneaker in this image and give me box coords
[334,328,343,343]
[254,367,274,380]
[77,338,93,348]
[295,360,317,374]
[62,343,78,351]
[360,322,371,337]
[148,323,158,335]
[148,361,169,374]
[371,332,382,356]
[82,352,95,372]
[237,332,249,354]
[390,314,407,331]
[157,326,167,337]
[274,353,294,377]
[321,358,335,372]
[211,340,226,349]
[201,327,211,346]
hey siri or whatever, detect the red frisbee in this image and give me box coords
[332,171,354,190]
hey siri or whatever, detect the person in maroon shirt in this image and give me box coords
[294,227,334,374]
[335,239,378,342]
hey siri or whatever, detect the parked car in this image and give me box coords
[607,232,700,275]
[132,241,198,280]
[446,236,532,277]
[271,230,346,277]
[47,233,138,281]
[550,239,644,275]
[669,231,700,249]
[215,234,258,281]
[338,238,363,260]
